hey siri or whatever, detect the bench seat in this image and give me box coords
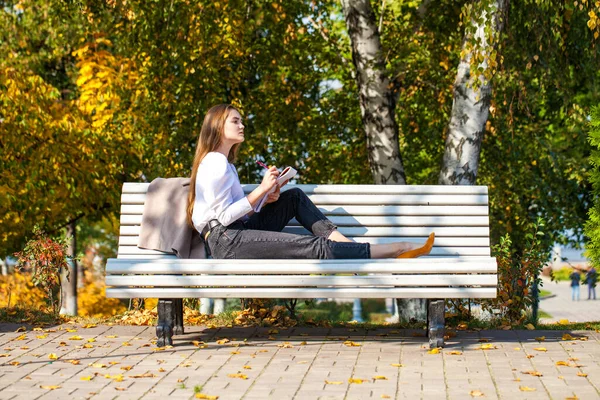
[106,183,498,348]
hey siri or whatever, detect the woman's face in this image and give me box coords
[222,109,245,145]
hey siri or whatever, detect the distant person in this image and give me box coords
[569,269,581,301]
[585,266,597,300]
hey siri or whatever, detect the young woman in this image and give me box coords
[186,104,435,260]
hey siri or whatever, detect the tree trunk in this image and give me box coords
[340,0,406,184]
[439,0,508,185]
[60,221,78,316]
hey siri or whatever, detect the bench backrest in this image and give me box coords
[117,183,491,260]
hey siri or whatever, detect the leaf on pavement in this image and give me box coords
[470,390,485,397]
[40,385,61,390]
[325,380,343,385]
[48,353,58,360]
[519,386,536,391]
[227,373,248,379]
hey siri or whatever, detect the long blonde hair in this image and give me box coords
[187,104,241,227]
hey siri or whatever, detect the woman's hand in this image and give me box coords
[265,185,281,204]
[259,166,279,194]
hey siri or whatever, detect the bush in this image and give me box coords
[13,226,74,315]
[585,105,600,267]
[479,217,549,325]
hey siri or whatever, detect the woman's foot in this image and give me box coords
[396,233,435,258]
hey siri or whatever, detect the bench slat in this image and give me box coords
[106,257,498,274]
[106,274,497,287]
[122,183,489,195]
[121,193,489,206]
[117,245,490,257]
[119,226,490,238]
[119,214,490,227]
[117,235,490,247]
[120,204,490,217]
[106,286,496,299]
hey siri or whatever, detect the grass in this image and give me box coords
[539,289,552,298]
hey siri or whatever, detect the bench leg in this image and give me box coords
[156,299,174,347]
[427,299,445,348]
[173,299,184,336]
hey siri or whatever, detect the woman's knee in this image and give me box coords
[282,187,305,201]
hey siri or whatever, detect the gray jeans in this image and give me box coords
[206,187,371,259]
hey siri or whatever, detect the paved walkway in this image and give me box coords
[1,323,599,399]
[539,277,600,324]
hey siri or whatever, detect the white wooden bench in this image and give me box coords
[106,184,497,348]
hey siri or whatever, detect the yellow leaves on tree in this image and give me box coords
[77,280,125,318]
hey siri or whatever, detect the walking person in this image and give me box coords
[569,268,581,301]
[586,266,597,300]
[186,104,435,260]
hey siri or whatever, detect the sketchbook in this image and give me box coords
[255,166,298,212]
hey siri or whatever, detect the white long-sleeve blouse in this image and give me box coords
[191,152,253,234]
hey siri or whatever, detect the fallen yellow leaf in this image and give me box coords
[555,361,570,366]
[428,348,440,354]
[36,334,48,339]
[470,390,485,397]
[216,338,230,345]
[522,370,543,377]
[10,361,20,366]
[343,340,361,347]
[80,376,93,381]
[83,344,94,349]
[373,375,388,380]
[68,360,80,365]
[115,387,127,391]
[195,394,219,400]
[577,372,588,377]
[69,335,83,340]
[82,324,97,328]
[519,386,536,392]
[66,329,77,333]
[106,335,118,338]
[525,323,535,330]
[227,373,248,379]
[15,334,26,340]
[381,396,391,399]
[48,353,58,360]
[87,338,96,343]
[243,366,252,370]
[348,378,366,384]
[448,351,463,355]
[325,380,343,385]
[40,385,61,390]
[533,347,547,352]
[277,342,294,348]
[390,363,404,367]
[120,366,133,371]
[562,334,574,341]
[129,373,157,378]
[480,344,497,350]
[91,363,107,368]
[559,319,570,325]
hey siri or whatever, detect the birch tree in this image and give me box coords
[439,0,509,185]
[340,0,406,184]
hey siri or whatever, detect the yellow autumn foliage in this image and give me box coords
[0,272,125,318]
[0,272,47,309]
[77,280,126,318]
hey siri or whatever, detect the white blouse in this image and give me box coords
[191,152,253,234]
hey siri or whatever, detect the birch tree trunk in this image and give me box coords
[60,221,78,316]
[340,0,406,184]
[439,0,509,185]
